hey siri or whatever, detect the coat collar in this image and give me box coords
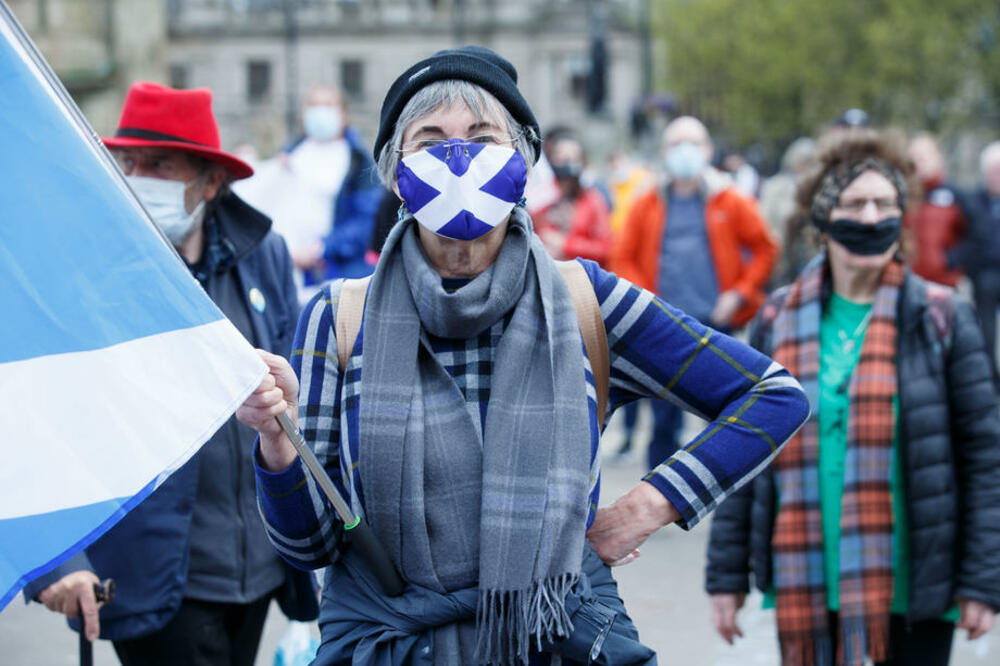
[209,191,271,264]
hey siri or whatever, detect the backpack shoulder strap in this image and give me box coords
[335,276,372,372]
[556,260,610,425]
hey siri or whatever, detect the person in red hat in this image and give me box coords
[23,81,318,666]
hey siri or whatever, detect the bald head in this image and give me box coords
[663,115,711,147]
[305,84,344,110]
[909,133,945,186]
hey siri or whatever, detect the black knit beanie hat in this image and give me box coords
[373,45,542,165]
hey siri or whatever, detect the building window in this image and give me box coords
[169,64,189,90]
[247,60,272,103]
[568,55,589,101]
[340,59,364,102]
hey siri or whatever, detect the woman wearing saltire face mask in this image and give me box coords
[236,46,809,665]
[706,128,1000,666]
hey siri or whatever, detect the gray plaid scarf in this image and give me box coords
[358,208,592,664]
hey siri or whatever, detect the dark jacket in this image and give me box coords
[705,269,1000,618]
[285,128,383,282]
[951,187,1000,278]
[23,193,318,640]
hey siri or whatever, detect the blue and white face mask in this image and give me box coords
[396,139,528,241]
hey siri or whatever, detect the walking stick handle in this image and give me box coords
[78,579,113,666]
[274,413,405,596]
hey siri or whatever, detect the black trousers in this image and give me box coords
[829,612,955,666]
[112,595,272,666]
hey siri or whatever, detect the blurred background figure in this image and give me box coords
[612,115,778,469]
[533,127,612,264]
[235,84,381,303]
[606,150,655,460]
[706,128,1000,666]
[904,133,967,289]
[607,150,654,239]
[836,107,871,129]
[722,151,760,200]
[955,141,1000,382]
[759,137,817,286]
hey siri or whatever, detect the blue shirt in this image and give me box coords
[657,190,718,323]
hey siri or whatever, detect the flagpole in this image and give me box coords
[275,413,405,597]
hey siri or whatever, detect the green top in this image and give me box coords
[764,293,958,621]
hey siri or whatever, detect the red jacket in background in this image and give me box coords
[905,184,966,287]
[534,188,612,266]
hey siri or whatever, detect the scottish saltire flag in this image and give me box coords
[396,138,527,240]
[0,7,266,608]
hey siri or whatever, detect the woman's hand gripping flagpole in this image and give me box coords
[237,350,404,597]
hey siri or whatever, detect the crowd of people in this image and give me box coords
[21,44,1000,666]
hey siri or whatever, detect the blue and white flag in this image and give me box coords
[0,8,266,608]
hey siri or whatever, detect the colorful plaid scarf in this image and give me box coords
[771,253,903,666]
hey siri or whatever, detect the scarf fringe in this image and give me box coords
[834,616,890,666]
[475,573,578,665]
[780,635,833,666]
[864,614,891,664]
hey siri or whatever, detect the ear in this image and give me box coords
[200,164,229,201]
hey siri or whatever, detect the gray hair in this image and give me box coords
[375,79,537,187]
[980,141,1000,176]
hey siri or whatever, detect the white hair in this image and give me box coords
[980,141,1000,176]
[375,79,537,187]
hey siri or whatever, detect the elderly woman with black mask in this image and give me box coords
[706,129,1000,666]
[237,46,809,665]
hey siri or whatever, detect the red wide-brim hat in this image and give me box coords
[102,81,254,180]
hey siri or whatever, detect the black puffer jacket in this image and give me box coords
[705,270,1000,618]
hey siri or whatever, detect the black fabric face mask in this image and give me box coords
[821,216,902,255]
[552,163,583,180]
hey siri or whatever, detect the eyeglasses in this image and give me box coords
[397,132,520,156]
[833,197,901,216]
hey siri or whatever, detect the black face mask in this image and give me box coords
[551,163,583,180]
[821,216,902,255]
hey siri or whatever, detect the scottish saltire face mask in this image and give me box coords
[396,139,528,240]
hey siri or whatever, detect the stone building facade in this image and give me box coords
[166,0,646,157]
[8,0,167,135]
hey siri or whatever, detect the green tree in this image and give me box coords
[655,0,998,149]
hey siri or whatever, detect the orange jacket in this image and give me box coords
[611,178,778,328]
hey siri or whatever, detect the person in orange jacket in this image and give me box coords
[611,115,778,467]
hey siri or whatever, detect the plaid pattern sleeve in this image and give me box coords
[254,281,348,570]
[580,260,809,530]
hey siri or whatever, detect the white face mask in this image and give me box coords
[664,141,708,180]
[128,175,206,247]
[303,106,343,141]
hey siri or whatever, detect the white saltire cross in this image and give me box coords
[401,145,517,231]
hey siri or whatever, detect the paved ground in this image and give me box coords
[2,407,997,664]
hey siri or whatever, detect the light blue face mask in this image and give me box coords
[303,106,343,141]
[664,141,708,180]
[127,175,206,247]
